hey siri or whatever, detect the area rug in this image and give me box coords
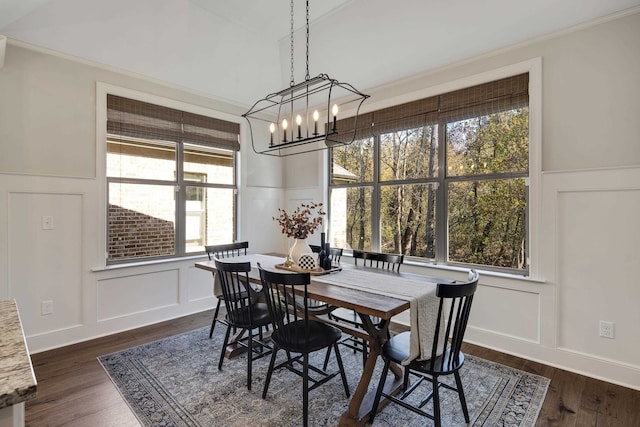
[99,326,549,426]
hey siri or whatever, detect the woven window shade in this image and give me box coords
[330,112,375,143]
[371,97,439,135]
[334,73,528,138]
[107,95,240,151]
[438,73,529,122]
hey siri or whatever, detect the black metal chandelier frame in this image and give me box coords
[242,0,369,157]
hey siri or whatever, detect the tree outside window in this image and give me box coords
[329,74,529,273]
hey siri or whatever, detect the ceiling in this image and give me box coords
[1,0,639,107]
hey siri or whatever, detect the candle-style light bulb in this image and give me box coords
[313,110,319,135]
[269,123,275,146]
[282,119,288,142]
[332,104,339,132]
[296,114,302,139]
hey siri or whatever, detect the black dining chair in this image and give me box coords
[327,250,404,367]
[214,257,273,390]
[205,241,249,338]
[257,264,350,427]
[309,244,343,263]
[369,270,480,427]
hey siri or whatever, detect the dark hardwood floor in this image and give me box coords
[25,310,640,426]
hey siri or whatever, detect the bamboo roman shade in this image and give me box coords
[107,95,240,151]
[333,73,528,140]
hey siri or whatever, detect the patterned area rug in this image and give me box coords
[99,326,549,426]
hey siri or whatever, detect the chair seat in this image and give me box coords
[272,320,342,353]
[383,331,465,375]
[225,303,272,329]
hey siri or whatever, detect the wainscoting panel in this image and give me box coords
[557,187,640,366]
[185,265,215,303]
[97,269,179,321]
[8,192,83,336]
[469,283,540,343]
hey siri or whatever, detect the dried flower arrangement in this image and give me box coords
[273,202,326,239]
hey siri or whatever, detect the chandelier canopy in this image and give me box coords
[243,0,369,157]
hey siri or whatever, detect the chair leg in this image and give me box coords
[303,353,309,427]
[370,357,391,425]
[209,298,222,338]
[322,346,332,371]
[333,343,350,398]
[454,370,470,423]
[218,324,231,371]
[262,347,278,399]
[403,365,410,391]
[247,328,253,390]
[362,338,368,366]
[432,375,441,427]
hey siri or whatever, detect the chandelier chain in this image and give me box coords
[290,0,295,86]
[305,0,310,81]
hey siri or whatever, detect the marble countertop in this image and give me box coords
[0,299,37,409]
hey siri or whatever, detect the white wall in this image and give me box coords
[0,41,284,352]
[283,10,640,390]
[1,10,639,391]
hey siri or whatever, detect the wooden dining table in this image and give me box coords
[195,253,443,427]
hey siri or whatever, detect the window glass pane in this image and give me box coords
[380,125,438,182]
[108,182,175,261]
[380,184,436,258]
[185,187,235,253]
[446,108,528,177]
[183,143,234,184]
[107,139,177,181]
[331,137,374,184]
[330,186,372,251]
[448,178,527,269]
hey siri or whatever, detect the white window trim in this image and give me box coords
[325,58,542,280]
[95,82,243,268]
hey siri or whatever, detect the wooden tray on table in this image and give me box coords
[274,263,342,275]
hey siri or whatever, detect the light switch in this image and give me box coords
[42,216,54,230]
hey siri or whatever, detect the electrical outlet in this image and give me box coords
[41,300,54,315]
[599,320,614,339]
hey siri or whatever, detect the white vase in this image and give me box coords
[289,238,312,266]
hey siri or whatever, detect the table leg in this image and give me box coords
[224,327,248,358]
[338,315,403,427]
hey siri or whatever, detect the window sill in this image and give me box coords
[91,254,209,273]
[404,259,546,284]
[341,254,545,285]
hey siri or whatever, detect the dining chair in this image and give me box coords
[257,264,350,427]
[353,249,403,271]
[214,257,273,390]
[327,250,404,367]
[369,270,480,427]
[205,241,249,338]
[309,244,343,263]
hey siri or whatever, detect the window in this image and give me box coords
[106,94,240,263]
[329,74,529,274]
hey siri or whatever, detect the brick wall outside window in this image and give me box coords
[108,204,175,259]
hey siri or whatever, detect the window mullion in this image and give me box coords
[175,141,185,256]
[436,121,447,263]
[371,134,381,251]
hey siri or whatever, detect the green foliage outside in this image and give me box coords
[331,108,528,270]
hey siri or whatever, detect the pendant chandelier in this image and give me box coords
[243,0,369,157]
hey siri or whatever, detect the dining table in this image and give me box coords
[195,253,447,427]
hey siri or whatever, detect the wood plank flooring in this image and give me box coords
[24,310,640,426]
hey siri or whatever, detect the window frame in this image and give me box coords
[327,60,541,278]
[96,83,241,266]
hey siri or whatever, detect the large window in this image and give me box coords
[330,74,529,274]
[106,94,239,263]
